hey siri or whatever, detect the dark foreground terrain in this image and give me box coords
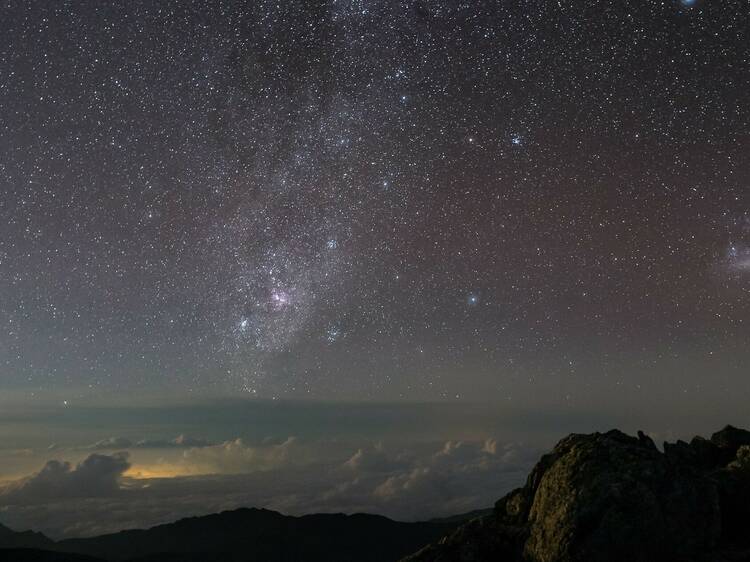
[0,508,461,562]
[404,425,750,562]
[4,425,750,562]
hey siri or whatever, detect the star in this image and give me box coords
[270,289,291,309]
[326,326,342,343]
[0,0,745,409]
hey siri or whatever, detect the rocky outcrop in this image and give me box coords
[401,516,526,562]
[403,426,750,562]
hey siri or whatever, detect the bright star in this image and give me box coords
[271,289,290,308]
[326,326,342,343]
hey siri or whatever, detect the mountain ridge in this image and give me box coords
[0,507,467,562]
[6,426,750,561]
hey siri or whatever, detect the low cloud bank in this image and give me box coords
[1,453,130,503]
[0,436,537,539]
[87,435,214,450]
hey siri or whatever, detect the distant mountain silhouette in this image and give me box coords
[403,425,750,562]
[0,508,464,562]
[426,509,492,525]
[10,426,750,562]
[0,523,55,551]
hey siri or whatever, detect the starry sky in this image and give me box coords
[1,0,749,411]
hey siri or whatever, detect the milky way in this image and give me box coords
[0,1,749,404]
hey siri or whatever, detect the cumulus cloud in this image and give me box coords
[332,438,533,519]
[135,435,215,449]
[343,444,407,473]
[181,437,309,474]
[84,435,214,450]
[0,453,130,504]
[88,437,134,450]
[0,437,538,539]
[373,467,438,501]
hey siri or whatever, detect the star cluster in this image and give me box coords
[0,0,748,404]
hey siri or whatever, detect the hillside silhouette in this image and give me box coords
[5,426,750,561]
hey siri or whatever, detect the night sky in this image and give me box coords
[0,0,749,537]
[2,0,750,403]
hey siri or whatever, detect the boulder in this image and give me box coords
[712,444,750,543]
[523,430,720,562]
[710,426,750,466]
[401,427,750,562]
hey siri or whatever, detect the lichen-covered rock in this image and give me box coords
[711,426,750,465]
[495,488,532,525]
[400,427,750,562]
[729,445,750,470]
[712,444,750,544]
[523,430,720,562]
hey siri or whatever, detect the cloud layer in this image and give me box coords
[0,436,536,539]
[1,453,130,503]
[88,435,214,450]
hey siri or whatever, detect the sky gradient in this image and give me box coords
[1,0,748,404]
